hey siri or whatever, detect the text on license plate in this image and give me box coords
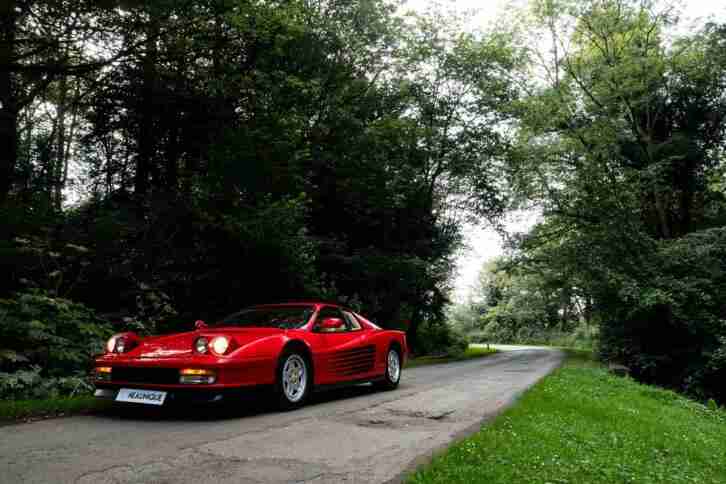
[116,388,167,406]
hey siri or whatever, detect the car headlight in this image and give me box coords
[210,336,229,355]
[106,336,117,353]
[195,337,209,354]
[115,338,126,353]
[106,333,138,353]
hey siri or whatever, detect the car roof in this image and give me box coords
[250,301,349,310]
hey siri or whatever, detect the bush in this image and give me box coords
[414,321,470,357]
[599,227,726,403]
[470,313,598,350]
[0,367,94,400]
[0,291,112,399]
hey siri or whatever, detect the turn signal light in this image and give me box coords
[179,368,216,384]
[95,366,112,381]
[180,368,214,376]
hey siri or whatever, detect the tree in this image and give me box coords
[0,1,129,205]
[497,0,726,400]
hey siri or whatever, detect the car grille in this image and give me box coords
[112,367,179,384]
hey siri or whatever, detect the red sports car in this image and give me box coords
[94,302,407,409]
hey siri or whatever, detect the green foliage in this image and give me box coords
[496,0,726,402]
[0,291,112,399]
[414,321,470,357]
[61,193,317,328]
[470,323,598,350]
[452,255,596,349]
[0,367,94,401]
[599,227,726,402]
[409,355,726,484]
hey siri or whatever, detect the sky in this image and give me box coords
[400,0,726,302]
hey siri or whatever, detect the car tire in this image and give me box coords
[374,346,401,391]
[275,348,312,410]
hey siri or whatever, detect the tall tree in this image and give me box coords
[497,0,726,400]
[0,0,18,203]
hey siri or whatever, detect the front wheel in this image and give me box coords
[274,350,311,410]
[374,347,401,391]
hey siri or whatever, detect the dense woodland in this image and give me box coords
[1,0,725,404]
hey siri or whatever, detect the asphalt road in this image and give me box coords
[0,345,563,484]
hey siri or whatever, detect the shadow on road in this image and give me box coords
[94,383,382,423]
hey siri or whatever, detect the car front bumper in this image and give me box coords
[94,385,271,405]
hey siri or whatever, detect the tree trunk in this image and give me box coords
[164,120,179,192]
[62,85,80,203]
[653,189,671,239]
[0,0,17,203]
[135,16,159,199]
[54,72,68,211]
[406,304,423,355]
[678,159,695,237]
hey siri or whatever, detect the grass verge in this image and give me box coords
[0,395,106,423]
[408,349,726,484]
[406,345,498,368]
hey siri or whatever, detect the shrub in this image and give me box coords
[414,321,470,357]
[599,227,726,403]
[470,315,598,350]
[0,367,94,400]
[0,291,112,399]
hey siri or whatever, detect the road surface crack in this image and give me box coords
[386,408,454,421]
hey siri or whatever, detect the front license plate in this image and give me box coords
[116,388,167,406]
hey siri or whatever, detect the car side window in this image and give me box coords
[315,307,349,333]
[342,311,362,331]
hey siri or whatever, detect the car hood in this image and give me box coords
[130,327,285,359]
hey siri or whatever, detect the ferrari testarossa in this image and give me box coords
[94,302,407,409]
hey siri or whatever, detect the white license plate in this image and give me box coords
[115,388,167,406]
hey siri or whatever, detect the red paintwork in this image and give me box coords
[94,302,407,392]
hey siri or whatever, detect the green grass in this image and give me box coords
[408,350,726,484]
[0,395,105,422]
[406,345,498,368]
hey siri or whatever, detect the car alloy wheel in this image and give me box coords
[387,348,401,383]
[275,349,311,410]
[282,354,307,403]
[375,347,401,391]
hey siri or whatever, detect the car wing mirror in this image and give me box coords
[195,320,207,330]
[319,317,344,331]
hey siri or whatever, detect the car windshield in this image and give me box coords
[214,306,315,330]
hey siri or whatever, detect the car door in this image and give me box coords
[312,306,375,384]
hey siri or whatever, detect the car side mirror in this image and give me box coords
[318,317,344,331]
[195,320,207,330]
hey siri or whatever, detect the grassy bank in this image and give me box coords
[406,345,498,368]
[0,395,105,422]
[408,350,726,484]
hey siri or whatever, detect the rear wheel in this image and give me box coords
[274,349,311,410]
[374,347,401,391]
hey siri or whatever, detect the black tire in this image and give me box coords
[374,346,401,391]
[274,348,312,410]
